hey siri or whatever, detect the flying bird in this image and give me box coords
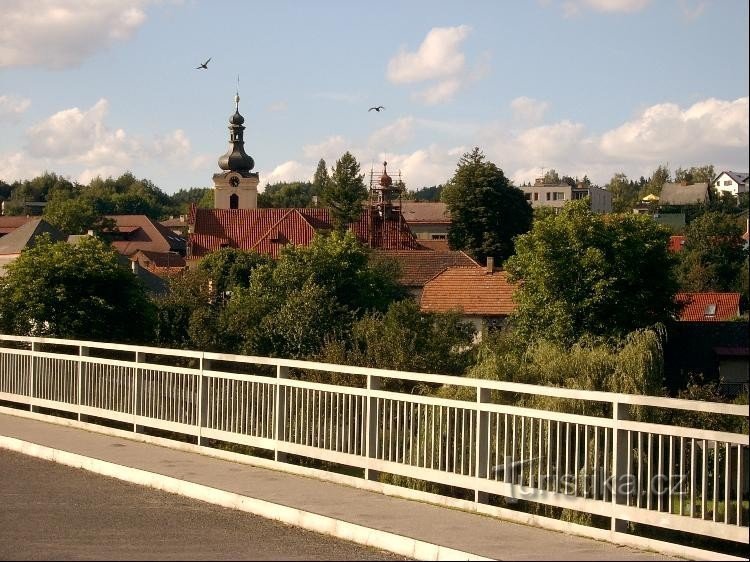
[196,57,211,70]
[368,106,385,112]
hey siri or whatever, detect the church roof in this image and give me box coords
[188,206,423,259]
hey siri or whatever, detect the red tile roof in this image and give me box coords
[420,267,518,316]
[188,206,423,259]
[675,292,741,322]
[104,215,187,256]
[0,216,34,235]
[416,239,450,251]
[668,235,685,253]
[375,250,478,287]
[131,250,186,274]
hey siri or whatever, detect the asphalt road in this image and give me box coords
[0,449,409,561]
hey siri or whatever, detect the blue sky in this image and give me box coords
[1,0,748,195]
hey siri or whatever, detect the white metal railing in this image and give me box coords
[0,334,747,553]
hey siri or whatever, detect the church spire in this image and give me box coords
[217,91,254,173]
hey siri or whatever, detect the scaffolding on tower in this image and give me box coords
[367,161,404,249]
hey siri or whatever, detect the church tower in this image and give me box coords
[213,93,259,209]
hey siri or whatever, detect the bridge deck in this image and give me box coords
[0,411,677,561]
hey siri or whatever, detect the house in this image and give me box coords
[160,216,190,237]
[665,294,747,397]
[712,171,748,198]
[420,259,518,339]
[521,179,612,214]
[659,182,710,206]
[0,218,67,276]
[373,249,478,299]
[399,201,451,242]
[102,215,187,257]
[130,249,187,276]
[674,292,741,322]
[0,215,34,239]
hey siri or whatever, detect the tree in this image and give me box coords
[606,172,639,213]
[643,164,671,197]
[258,181,316,208]
[441,148,532,266]
[43,196,114,235]
[321,152,367,230]
[312,158,329,195]
[542,169,561,185]
[677,211,747,292]
[196,247,271,298]
[0,235,155,343]
[505,200,678,346]
[674,165,715,185]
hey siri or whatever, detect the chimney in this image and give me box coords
[486,256,494,273]
[87,229,94,236]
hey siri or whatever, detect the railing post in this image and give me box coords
[475,385,490,503]
[365,374,382,482]
[29,341,39,413]
[134,350,146,434]
[197,354,209,447]
[274,364,290,463]
[611,400,631,534]
[77,345,88,422]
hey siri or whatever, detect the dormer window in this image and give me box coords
[704,304,717,317]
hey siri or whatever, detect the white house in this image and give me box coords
[712,171,748,198]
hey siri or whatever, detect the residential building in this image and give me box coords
[674,292,741,322]
[0,216,34,239]
[420,259,518,339]
[521,178,612,213]
[659,182,710,206]
[399,201,451,241]
[160,216,190,237]
[712,171,749,198]
[373,249,478,299]
[130,249,187,276]
[0,218,66,276]
[102,215,187,257]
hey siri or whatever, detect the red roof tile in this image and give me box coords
[0,216,34,235]
[668,235,685,253]
[416,239,450,251]
[675,292,741,322]
[420,267,518,316]
[132,250,186,273]
[188,207,423,258]
[375,250,478,287]
[104,215,186,256]
[399,201,451,224]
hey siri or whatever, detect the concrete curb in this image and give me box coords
[0,435,492,561]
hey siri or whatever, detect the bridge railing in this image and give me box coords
[0,334,747,553]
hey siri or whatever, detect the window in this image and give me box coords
[533,193,539,201]
[724,180,732,186]
[704,304,717,317]
[546,192,551,201]
[524,193,531,201]
[431,234,447,240]
[229,193,239,209]
[553,192,565,201]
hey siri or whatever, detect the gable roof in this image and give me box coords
[0,218,66,255]
[399,201,451,224]
[374,250,478,287]
[659,183,709,206]
[0,215,34,235]
[715,171,749,185]
[675,292,741,322]
[131,249,186,273]
[188,206,423,259]
[104,215,186,256]
[420,266,518,316]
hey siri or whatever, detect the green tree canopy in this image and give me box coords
[674,165,715,185]
[312,158,330,195]
[677,211,747,293]
[321,152,367,230]
[258,181,317,208]
[441,147,532,266]
[196,247,271,298]
[505,200,678,346]
[0,235,155,343]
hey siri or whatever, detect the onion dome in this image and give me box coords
[218,94,254,172]
[379,161,393,187]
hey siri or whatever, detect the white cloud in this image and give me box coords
[510,97,550,124]
[600,97,749,161]
[0,0,151,69]
[0,151,43,183]
[262,160,312,185]
[414,79,462,106]
[387,25,471,84]
[368,117,416,148]
[562,0,650,16]
[153,129,191,160]
[302,135,349,162]
[0,95,31,122]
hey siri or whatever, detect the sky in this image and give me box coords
[1,0,748,196]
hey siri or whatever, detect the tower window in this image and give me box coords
[230,193,239,209]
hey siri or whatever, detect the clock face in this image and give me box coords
[229,176,240,187]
